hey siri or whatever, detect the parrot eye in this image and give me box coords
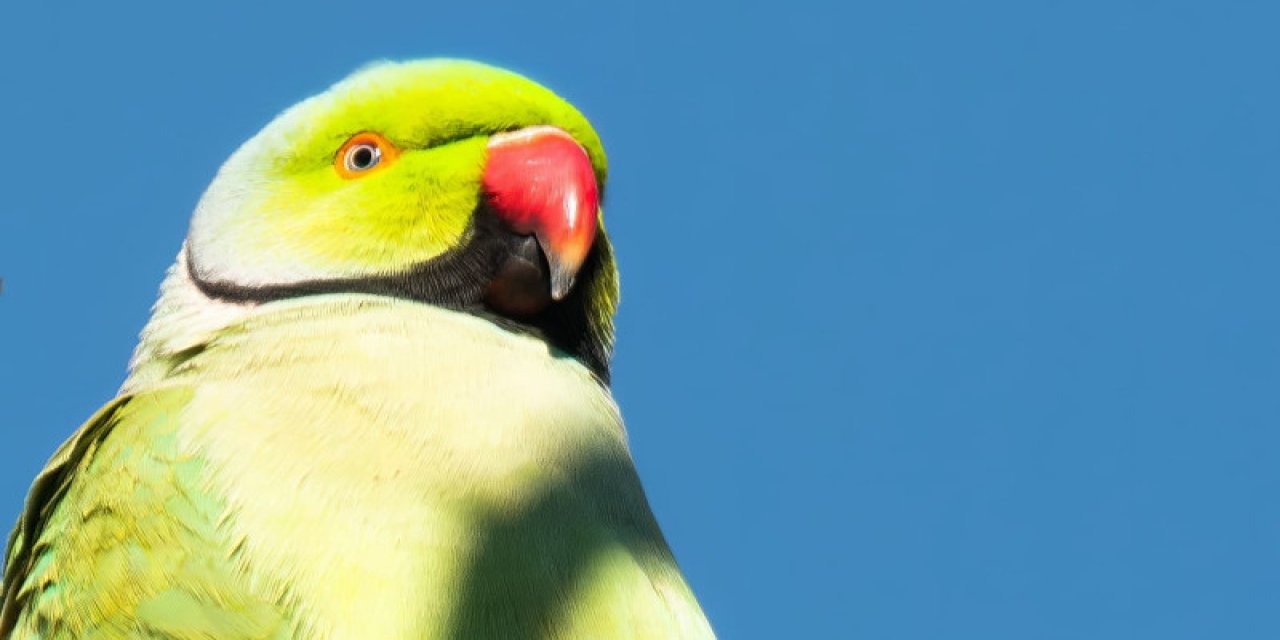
[335,132,399,179]
[347,144,380,170]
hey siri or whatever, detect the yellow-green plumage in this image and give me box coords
[3,390,289,638]
[2,60,713,639]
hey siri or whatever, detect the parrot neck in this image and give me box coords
[124,248,255,392]
[122,259,662,638]
[124,246,616,393]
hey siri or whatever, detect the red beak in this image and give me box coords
[483,126,599,300]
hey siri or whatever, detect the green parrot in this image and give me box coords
[0,59,715,639]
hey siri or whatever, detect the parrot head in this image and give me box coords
[183,60,619,379]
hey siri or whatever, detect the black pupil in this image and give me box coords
[351,146,375,168]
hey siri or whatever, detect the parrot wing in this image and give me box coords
[0,388,286,640]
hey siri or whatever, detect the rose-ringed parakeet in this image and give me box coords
[0,59,715,639]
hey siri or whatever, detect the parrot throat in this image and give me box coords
[185,210,615,383]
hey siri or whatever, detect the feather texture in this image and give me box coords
[2,295,713,638]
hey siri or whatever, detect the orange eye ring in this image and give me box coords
[335,132,400,179]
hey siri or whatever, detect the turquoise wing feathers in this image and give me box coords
[0,390,286,639]
[2,395,133,634]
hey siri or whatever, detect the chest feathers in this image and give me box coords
[141,296,664,638]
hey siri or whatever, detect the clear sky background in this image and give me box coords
[1,1,1277,638]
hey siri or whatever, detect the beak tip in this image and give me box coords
[550,270,576,301]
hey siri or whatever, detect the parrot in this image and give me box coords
[0,59,716,639]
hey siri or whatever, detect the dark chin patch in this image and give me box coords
[186,208,611,383]
[484,235,554,318]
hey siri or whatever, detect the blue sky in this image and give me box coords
[1,1,1277,637]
